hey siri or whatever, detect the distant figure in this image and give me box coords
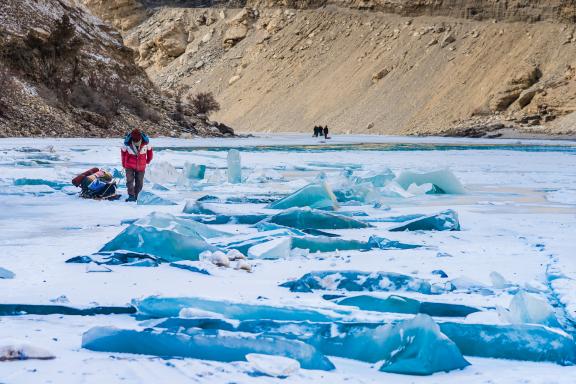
[121,128,153,202]
[313,126,319,137]
[323,125,330,139]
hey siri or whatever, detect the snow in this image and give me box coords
[0,135,575,383]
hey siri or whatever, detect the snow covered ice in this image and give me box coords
[0,135,575,383]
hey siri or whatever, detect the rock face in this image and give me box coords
[81,0,576,136]
[0,0,235,137]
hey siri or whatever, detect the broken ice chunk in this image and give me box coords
[182,162,206,180]
[227,149,242,184]
[253,222,307,236]
[137,191,177,206]
[268,207,372,230]
[100,222,218,262]
[501,291,560,328]
[66,251,160,266]
[136,212,231,239]
[0,340,55,361]
[146,161,180,184]
[377,315,470,375]
[82,327,335,371]
[439,322,576,365]
[248,237,292,260]
[0,267,15,279]
[280,271,437,294]
[218,230,298,255]
[133,296,343,322]
[394,169,466,194]
[334,295,480,317]
[334,182,381,205]
[356,169,395,187]
[367,236,420,250]
[158,317,576,365]
[266,182,338,211]
[490,271,515,289]
[246,353,300,377]
[389,210,460,231]
[291,237,372,253]
[13,178,67,190]
[407,183,445,195]
[449,276,493,295]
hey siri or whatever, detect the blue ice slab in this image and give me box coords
[183,201,217,214]
[333,182,381,205]
[13,178,68,190]
[100,213,222,262]
[253,222,307,236]
[367,236,421,250]
[112,168,124,179]
[227,149,242,184]
[155,317,576,365]
[0,304,135,316]
[266,182,338,211]
[136,212,231,239]
[505,291,561,328]
[183,163,206,180]
[291,237,372,253]
[132,296,344,322]
[169,262,211,275]
[334,295,480,317]
[218,229,299,255]
[394,169,466,194]
[439,322,576,365]
[66,251,161,266]
[300,229,341,237]
[280,271,438,294]
[137,191,177,206]
[356,169,395,187]
[268,208,372,230]
[82,327,334,371]
[152,314,469,375]
[364,214,426,223]
[184,214,269,225]
[377,315,470,375]
[0,267,15,279]
[389,210,460,231]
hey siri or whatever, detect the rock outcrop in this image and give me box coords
[0,0,234,137]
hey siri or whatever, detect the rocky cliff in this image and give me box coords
[0,0,234,137]
[27,0,576,136]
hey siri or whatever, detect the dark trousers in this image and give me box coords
[126,168,145,198]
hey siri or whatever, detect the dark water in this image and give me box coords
[155,142,576,153]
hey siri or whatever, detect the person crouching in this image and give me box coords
[121,128,153,202]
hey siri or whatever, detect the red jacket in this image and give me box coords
[121,141,153,172]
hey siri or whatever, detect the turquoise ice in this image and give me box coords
[268,207,372,229]
[132,295,345,321]
[227,149,242,183]
[389,209,460,231]
[501,291,561,328]
[377,315,470,375]
[394,169,466,194]
[100,212,226,261]
[183,162,206,180]
[82,327,335,371]
[266,182,338,211]
[157,317,576,365]
[280,270,438,294]
[136,191,177,206]
[334,295,480,317]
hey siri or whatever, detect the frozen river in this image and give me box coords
[0,135,575,383]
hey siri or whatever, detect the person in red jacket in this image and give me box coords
[121,128,153,201]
